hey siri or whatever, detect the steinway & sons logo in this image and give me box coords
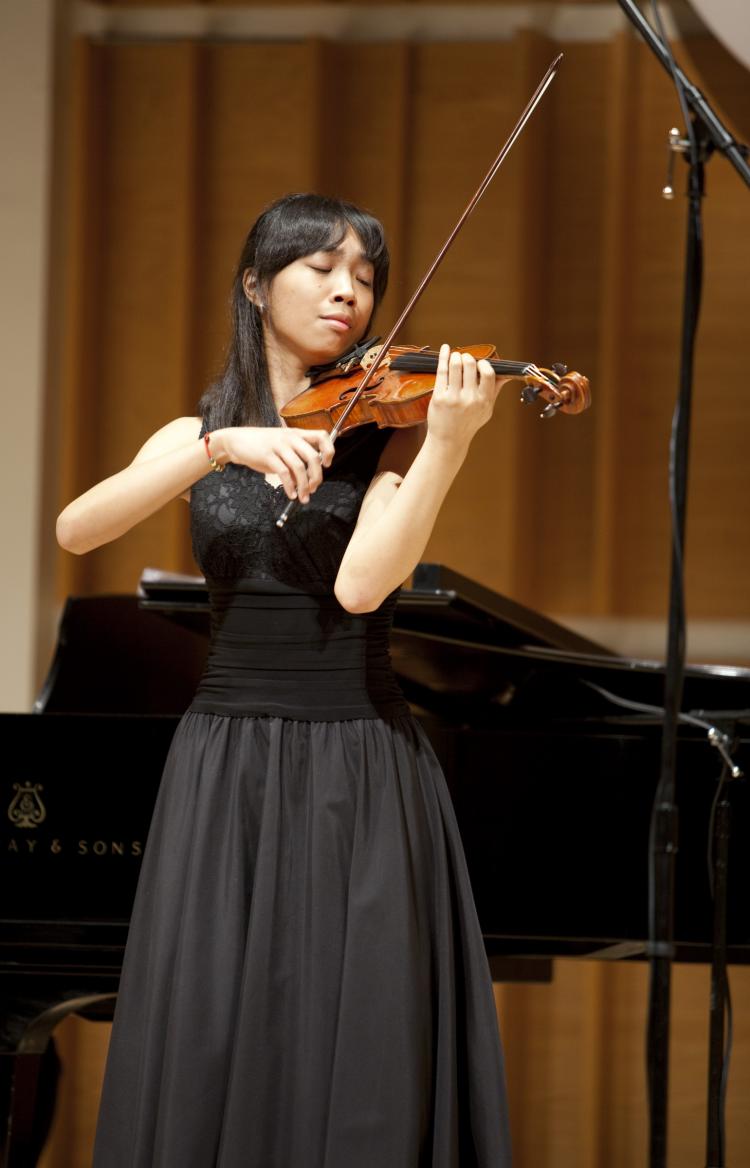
[5,781,143,857]
[8,781,46,828]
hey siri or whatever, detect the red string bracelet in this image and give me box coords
[204,432,225,472]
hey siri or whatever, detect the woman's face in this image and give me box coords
[256,226,376,370]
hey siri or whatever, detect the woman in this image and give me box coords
[58,193,511,1166]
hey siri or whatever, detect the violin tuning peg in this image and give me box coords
[520,384,541,405]
[551,362,567,377]
[540,402,560,419]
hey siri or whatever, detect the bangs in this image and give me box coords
[252,194,389,303]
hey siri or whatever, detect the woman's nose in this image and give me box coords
[332,274,355,303]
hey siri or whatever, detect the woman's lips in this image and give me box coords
[321,316,351,331]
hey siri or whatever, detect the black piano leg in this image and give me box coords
[2,1047,60,1168]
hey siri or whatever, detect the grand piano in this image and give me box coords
[2,563,749,1163]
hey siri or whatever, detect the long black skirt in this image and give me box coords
[93,711,511,1166]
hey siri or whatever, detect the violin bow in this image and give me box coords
[277,52,563,528]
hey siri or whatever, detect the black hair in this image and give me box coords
[199,193,390,428]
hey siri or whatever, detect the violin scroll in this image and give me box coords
[523,366,591,418]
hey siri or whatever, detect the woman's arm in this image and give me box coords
[334,346,501,613]
[56,419,335,555]
[56,416,207,555]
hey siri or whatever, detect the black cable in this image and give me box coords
[706,766,728,900]
[720,981,733,1162]
[706,761,733,1163]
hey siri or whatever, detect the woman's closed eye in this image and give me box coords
[308,264,372,287]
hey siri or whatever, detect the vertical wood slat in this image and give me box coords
[37,1016,111,1168]
[609,42,686,617]
[591,28,638,615]
[57,38,106,602]
[311,39,414,328]
[60,42,206,594]
[192,41,323,416]
[93,41,202,594]
[578,962,609,1168]
[506,29,558,604]
[406,39,534,598]
[682,38,750,620]
[172,42,204,574]
[526,41,610,617]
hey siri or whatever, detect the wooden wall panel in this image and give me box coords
[684,48,750,619]
[404,36,542,597]
[55,32,750,622]
[58,38,106,602]
[192,42,323,411]
[38,1017,110,1168]
[59,42,204,593]
[514,37,612,613]
[612,42,687,617]
[585,36,750,621]
[312,40,413,322]
[590,29,639,614]
[494,961,750,1168]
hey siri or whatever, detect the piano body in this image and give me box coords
[1,563,749,1163]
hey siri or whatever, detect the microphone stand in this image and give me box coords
[614,4,750,1167]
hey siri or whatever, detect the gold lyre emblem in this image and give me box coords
[8,782,46,829]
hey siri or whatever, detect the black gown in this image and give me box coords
[93,424,511,1167]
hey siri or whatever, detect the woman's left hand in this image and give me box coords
[425,343,502,453]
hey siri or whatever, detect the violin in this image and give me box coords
[277,53,578,527]
[280,342,590,434]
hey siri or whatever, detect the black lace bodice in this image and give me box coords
[190,424,395,590]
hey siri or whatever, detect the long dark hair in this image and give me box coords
[199,193,390,429]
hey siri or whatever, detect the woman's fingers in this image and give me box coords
[308,432,331,467]
[448,349,465,392]
[434,343,450,392]
[477,357,499,401]
[435,347,484,396]
[428,346,502,446]
[277,429,336,503]
[461,351,480,392]
[267,453,300,501]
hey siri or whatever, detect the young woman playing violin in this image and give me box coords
[59,193,512,1167]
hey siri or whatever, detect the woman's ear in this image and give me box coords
[242,269,265,311]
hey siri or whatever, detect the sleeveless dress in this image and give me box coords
[93,424,511,1167]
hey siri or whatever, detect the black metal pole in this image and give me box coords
[646,118,705,1168]
[613,5,750,1163]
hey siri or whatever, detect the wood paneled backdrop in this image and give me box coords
[43,4,750,1166]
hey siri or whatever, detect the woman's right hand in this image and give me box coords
[218,426,336,504]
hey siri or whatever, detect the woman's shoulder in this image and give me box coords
[130,416,203,465]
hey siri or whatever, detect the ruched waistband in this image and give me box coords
[189,579,409,721]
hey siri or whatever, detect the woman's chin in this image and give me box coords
[309,334,362,367]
